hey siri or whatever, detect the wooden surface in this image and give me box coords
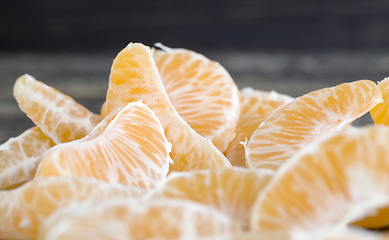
[1,49,389,143]
[2,0,389,52]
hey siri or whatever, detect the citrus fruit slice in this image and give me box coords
[352,207,389,229]
[35,101,172,189]
[105,43,231,171]
[245,80,382,170]
[0,176,145,239]
[151,167,274,230]
[251,125,389,239]
[3,180,26,190]
[225,88,294,167]
[153,43,240,153]
[37,199,236,240]
[0,126,55,189]
[239,88,294,117]
[371,77,389,125]
[13,74,102,144]
[100,100,108,117]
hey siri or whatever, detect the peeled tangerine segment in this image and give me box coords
[37,199,236,240]
[225,88,294,167]
[246,80,382,170]
[150,167,274,230]
[251,125,389,240]
[371,77,389,125]
[35,101,172,190]
[352,207,389,229]
[0,126,55,189]
[0,176,145,239]
[105,43,231,171]
[13,74,102,144]
[153,44,240,153]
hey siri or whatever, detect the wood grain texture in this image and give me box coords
[1,0,389,52]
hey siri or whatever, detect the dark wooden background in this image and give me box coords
[2,0,389,143]
[2,0,389,52]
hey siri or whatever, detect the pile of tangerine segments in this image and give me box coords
[1,42,389,240]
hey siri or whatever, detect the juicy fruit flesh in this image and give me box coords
[371,77,389,125]
[239,88,294,116]
[0,126,55,189]
[225,88,294,167]
[251,126,389,239]
[352,207,389,229]
[150,167,274,230]
[105,43,231,171]
[0,176,145,239]
[13,74,102,144]
[37,199,236,240]
[226,115,267,166]
[35,102,172,189]
[3,42,389,238]
[153,46,240,153]
[246,80,383,170]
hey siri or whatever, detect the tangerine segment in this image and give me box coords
[0,176,145,239]
[239,88,295,116]
[251,125,389,240]
[37,199,236,240]
[225,88,294,167]
[100,100,108,117]
[0,126,55,189]
[13,74,102,144]
[352,207,389,229]
[79,106,123,142]
[246,80,382,170]
[371,77,389,125]
[151,167,274,230]
[35,102,172,190]
[105,43,232,171]
[153,44,240,153]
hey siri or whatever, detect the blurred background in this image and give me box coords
[2,0,389,141]
[3,0,389,52]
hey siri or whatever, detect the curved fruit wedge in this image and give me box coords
[371,77,389,125]
[0,176,145,239]
[0,126,55,189]
[251,125,389,240]
[153,44,240,153]
[37,199,236,240]
[225,88,293,167]
[151,167,274,230]
[35,102,172,189]
[13,74,102,144]
[246,80,382,170]
[105,43,231,171]
[352,207,389,229]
